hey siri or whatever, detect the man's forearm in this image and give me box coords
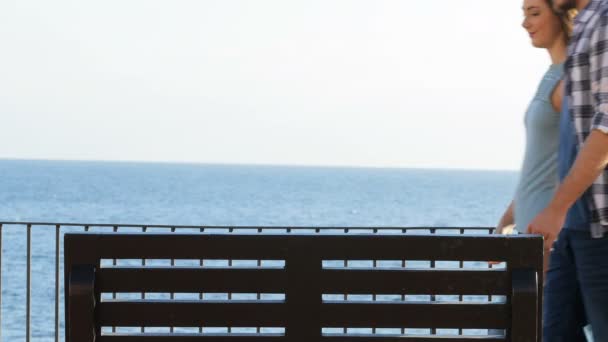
[549,129,608,213]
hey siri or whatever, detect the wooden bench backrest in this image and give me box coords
[65,233,543,342]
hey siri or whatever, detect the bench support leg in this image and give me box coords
[511,268,538,342]
[68,264,96,342]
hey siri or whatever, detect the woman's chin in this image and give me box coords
[531,40,544,48]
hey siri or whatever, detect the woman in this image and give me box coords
[495,0,575,262]
[492,0,582,338]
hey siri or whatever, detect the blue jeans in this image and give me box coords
[543,229,608,342]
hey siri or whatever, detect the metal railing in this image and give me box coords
[0,222,497,342]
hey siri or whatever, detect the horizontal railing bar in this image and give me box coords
[0,222,494,230]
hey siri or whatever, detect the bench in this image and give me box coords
[64,232,543,342]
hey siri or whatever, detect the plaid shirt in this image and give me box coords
[565,0,608,237]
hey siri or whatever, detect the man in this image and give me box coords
[528,0,608,340]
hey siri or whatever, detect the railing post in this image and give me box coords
[26,224,31,342]
[55,224,60,342]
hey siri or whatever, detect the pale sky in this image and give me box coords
[0,0,552,170]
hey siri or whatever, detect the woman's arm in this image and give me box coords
[489,201,516,265]
[495,200,515,234]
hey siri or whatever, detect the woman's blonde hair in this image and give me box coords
[548,0,577,41]
[560,9,578,40]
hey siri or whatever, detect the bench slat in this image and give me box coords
[97,268,286,293]
[98,301,286,326]
[312,236,538,266]
[66,234,289,260]
[100,335,285,342]
[320,269,508,295]
[66,234,540,266]
[321,336,506,341]
[96,264,509,296]
[321,302,508,329]
[98,333,505,342]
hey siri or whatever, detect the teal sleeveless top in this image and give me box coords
[514,63,563,231]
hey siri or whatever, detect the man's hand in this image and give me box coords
[526,205,566,252]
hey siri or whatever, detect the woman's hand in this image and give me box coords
[489,223,516,265]
[494,222,515,236]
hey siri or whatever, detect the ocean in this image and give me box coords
[0,159,518,341]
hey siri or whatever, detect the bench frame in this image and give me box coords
[65,233,543,342]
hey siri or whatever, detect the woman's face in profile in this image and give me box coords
[522,0,564,48]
